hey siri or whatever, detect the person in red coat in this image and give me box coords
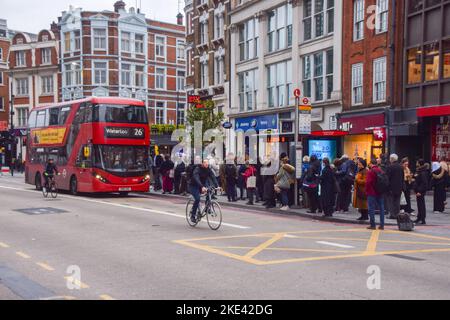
[242,161,257,205]
[366,159,386,230]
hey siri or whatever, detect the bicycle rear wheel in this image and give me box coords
[206,201,222,230]
[50,183,58,198]
[186,198,199,227]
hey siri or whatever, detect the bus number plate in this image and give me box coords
[119,187,132,192]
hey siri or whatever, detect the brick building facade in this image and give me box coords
[339,0,404,161]
[0,19,10,131]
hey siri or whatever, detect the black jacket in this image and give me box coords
[45,162,58,175]
[160,160,174,176]
[320,165,338,205]
[174,162,186,178]
[190,166,219,189]
[305,159,321,187]
[386,161,405,196]
[414,164,430,194]
[225,164,238,182]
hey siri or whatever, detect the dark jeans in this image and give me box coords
[337,185,352,211]
[368,195,385,228]
[247,188,255,204]
[174,175,181,193]
[226,181,236,201]
[401,184,413,213]
[417,194,426,222]
[387,193,401,218]
[306,188,319,212]
[189,185,201,218]
[280,189,289,206]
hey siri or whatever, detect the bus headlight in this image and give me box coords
[141,174,151,183]
[93,172,110,183]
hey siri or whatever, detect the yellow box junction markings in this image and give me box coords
[173,228,450,266]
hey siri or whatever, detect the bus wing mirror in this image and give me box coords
[84,146,91,158]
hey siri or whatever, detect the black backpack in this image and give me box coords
[375,171,389,194]
[397,213,414,231]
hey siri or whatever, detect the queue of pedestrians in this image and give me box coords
[149,151,449,227]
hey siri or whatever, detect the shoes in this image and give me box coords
[227,199,232,202]
[306,210,316,214]
[378,226,385,230]
[212,195,218,200]
[232,199,238,202]
[246,202,254,205]
[433,211,443,214]
[322,214,332,218]
[367,226,376,230]
[265,204,276,209]
[410,212,417,216]
[280,206,289,211]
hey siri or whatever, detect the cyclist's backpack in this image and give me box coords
[375,170,389,195]
[397,213,414,232]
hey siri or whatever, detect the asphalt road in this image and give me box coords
[1,174,450,300]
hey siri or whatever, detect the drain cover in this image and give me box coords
[14,207,68,215]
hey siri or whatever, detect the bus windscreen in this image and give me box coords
[92,104,148,124]
[93,145,148,174]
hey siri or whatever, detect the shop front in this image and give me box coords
[417,105,450,162]
[337,111,386,161]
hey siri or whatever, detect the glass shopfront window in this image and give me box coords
[444,39,450,79]
[424,42,440,81]
[407,47,422,84]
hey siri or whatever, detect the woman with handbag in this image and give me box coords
[242,161,257,205]
[353,158,368,221]
[401,157,415,214]
[275,153,295,211]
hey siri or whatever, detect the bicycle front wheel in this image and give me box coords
[50,183,58,198]
[206,201,222,230]
[186,198,198,227]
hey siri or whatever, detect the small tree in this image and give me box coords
[186,99,224,149]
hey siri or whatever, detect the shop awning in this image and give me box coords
[417,105,450,118]
[338,112,385,135]
[310,130,348,137]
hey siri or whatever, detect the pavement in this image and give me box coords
[146,187,450,227]
[1,173,450,300]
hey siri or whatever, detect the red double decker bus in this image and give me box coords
[25,97,150,195]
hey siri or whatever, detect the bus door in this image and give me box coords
[76,144,93,190]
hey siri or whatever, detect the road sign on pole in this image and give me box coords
[298,98,312,135]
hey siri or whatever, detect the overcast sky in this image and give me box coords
[1,0,182,33]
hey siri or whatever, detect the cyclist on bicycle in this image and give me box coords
[43,158,58,190]
[189,158,219,223]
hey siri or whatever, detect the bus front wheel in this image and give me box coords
[35,173,42,191]
[70,176,78,195]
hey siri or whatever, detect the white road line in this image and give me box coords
[0,185,250,230]
[316,241,355,249]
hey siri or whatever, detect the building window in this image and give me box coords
[74,30,81,51]
[93,61,107,85]
[302,49,333,101]
[41,76,53,95]
[177,104,185,126]
[200,22,208,44]
[354,0,365,41]
[267,60,292,108]
[214,13,224,39]
[41,48,51,64]
[303,0,334,41]
[177,40,185,59]
[0,72,3,85]
[16,78,29,96]
[201,62,209,88]
[135,34,144,54]
[0,97,4,111]
[135,65,144,87]
[267,3,292,53]
[93,28,107,50]
[64,32,71,52]
[373,57,386,102]
[408,0,423,13]
[121,32,131,52]
[239,18,259,61]
[17,108,28,127]
[0,48,3,61]
[238,69,258,111]
[375,0,388,34]
[214,56,224,85]
[177,70,185,91]
[121,63,131,86]
[155,68,165,89]
[16,51,25,66]
[352,63,363,105]
[407,47,422,84]
[155,36,165,57]
[64,63,73,86]
[155,101,165,124]
[444,39,450,79]
[74,63,82,85]
[424,42,439,82]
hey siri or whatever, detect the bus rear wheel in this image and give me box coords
[35,173,42,191]
[70,176,78,195]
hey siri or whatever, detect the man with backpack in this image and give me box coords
[335,155,356,213]
[366,159,387,230]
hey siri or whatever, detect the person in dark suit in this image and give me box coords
[414,159,430,225]
[385,154,405,219]
[320,158,337,217]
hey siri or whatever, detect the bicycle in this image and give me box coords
[43,173,58,199]
[186,187,222,230]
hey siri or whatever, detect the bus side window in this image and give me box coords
[59,106,71,125]
[35,110,46,127]
[84,103,93,123]
[74,104,86,125]
[49,108,60,126]
[28,111,37,128]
